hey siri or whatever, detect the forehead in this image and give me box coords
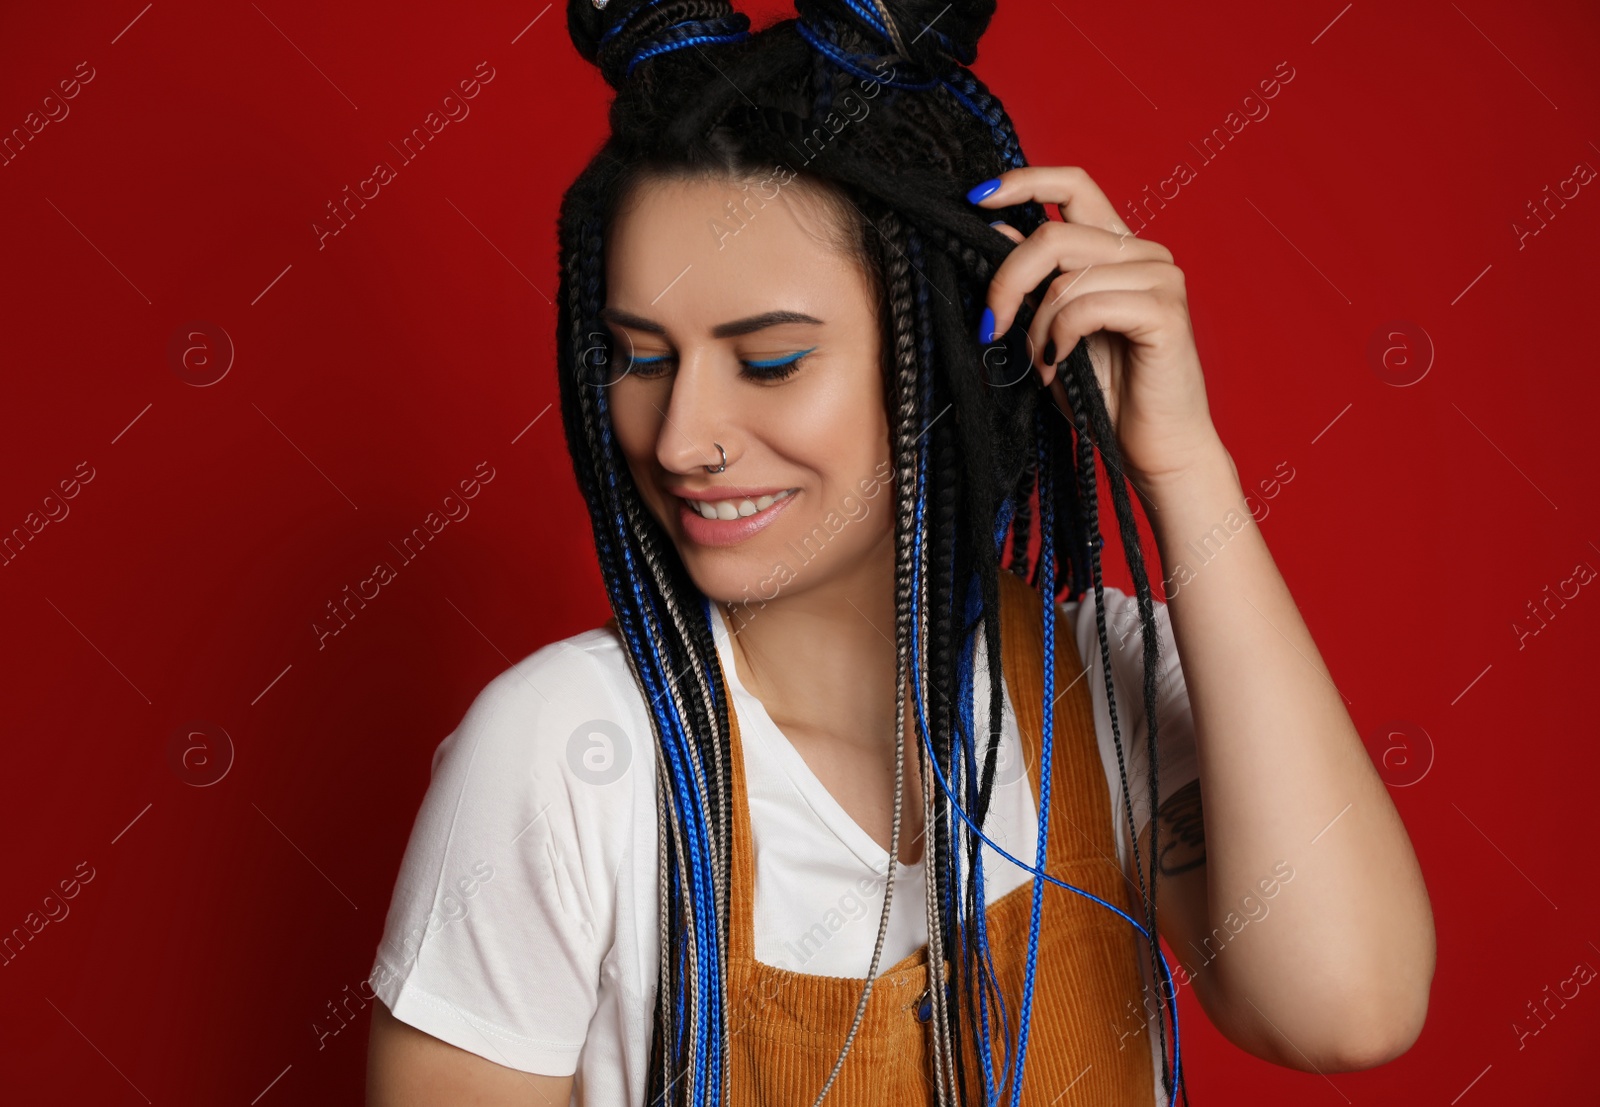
[603,175,871,329]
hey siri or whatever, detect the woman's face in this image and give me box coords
[602,173,895,608]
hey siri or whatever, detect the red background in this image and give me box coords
[2,1,1596,1103]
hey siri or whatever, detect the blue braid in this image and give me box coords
[1003,408,1055,1104]
[626,17,753,76]
[795,18,937,89]
[793,13,1021,153]
[592,387,728,1104]
[839,0,890,36]
[992,497,1017,557]
[600,0,666,45]
[937,70,1025,172]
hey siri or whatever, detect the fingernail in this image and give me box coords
[966,178,1002,203]
[988,220,1007,228]
[978,306,995,345]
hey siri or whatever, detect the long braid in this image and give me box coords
[910,216,1013,1105]
[904,223,960,1104]
[915,227,982,1103]
[1007,399,1058,1102]
[1057,340,1181,1101]
[807,202,923,1102]
[1004,460,1033,577]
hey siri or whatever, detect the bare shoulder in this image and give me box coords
[366,998,574,1106]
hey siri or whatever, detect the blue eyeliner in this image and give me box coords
[744,346,817,369]
[626,347,817,370]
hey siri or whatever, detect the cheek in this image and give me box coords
[606,385,661,466]
[797,437,875,508]
[785,370,887,472]
[604,387,674,526]
[792,390,892,532]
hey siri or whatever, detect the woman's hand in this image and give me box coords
[970,166,1221,489]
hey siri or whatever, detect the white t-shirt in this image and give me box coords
[370,586,1198,1105]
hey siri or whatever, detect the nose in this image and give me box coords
[655,349,735,476]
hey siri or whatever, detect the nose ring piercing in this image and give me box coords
[705,442,728,474]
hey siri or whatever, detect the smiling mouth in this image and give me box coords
[678,488,798,521]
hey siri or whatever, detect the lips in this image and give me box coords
[674,487,799,548]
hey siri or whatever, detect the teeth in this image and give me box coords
[686,488,793,520]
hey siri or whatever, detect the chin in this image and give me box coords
[671,533,795,611]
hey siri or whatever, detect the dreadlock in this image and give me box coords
[554,1,1187,1103]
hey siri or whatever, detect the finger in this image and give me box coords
[985,219,1046,326]
[1027,261,1173,372]
[983,222,1170,342]
[1036,289,1172,387]
[988,220,1026,245]
[967,165,1132,236]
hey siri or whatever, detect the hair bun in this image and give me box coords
[568,0,752,91]
[793,0,996,77]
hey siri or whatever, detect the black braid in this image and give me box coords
[1058,341,1174,1098]
[1005,458,1033,578]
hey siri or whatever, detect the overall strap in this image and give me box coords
[996,568,1120,865]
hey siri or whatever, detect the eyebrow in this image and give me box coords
[598,307,825,339]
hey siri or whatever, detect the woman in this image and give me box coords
[366,1,1436,1104]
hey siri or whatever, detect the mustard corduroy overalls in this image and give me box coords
[718,570,1161,1104]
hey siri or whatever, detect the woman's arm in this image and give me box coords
[1139,436,1435,1072]
[367,999,574,1106]
[364,640,641,1103]
[972,164,1434,1071]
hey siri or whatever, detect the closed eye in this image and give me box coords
[624,347,817,382]
[741,348,816,379]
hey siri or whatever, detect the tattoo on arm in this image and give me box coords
[1153,778,1206,877]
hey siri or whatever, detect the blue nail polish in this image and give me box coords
[966,178,1002,203]
[988,220,1007,228]
[978,306,995,345]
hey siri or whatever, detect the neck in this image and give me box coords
[717,528,900,753]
